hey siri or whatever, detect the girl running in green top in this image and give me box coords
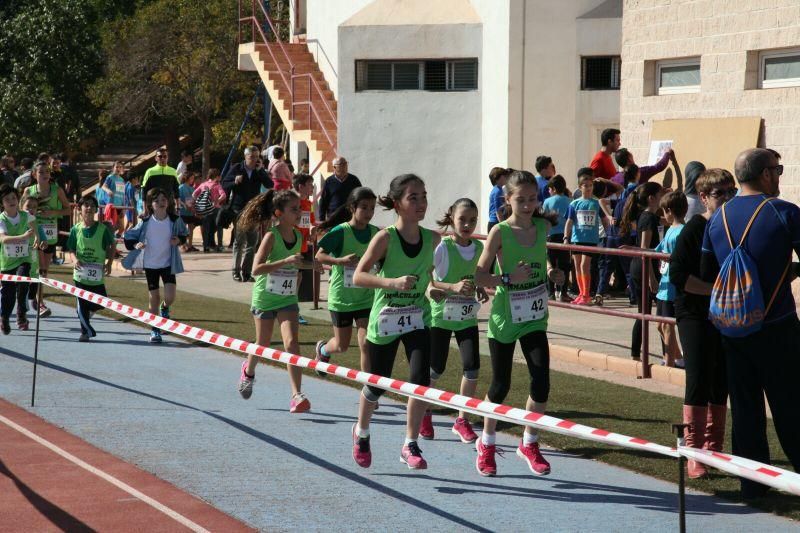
[350,174,440,471]
[420,198,489,444]
[0,184,36,334]
[237,189,311,414]
[314,187,378,376]
[474,171,564,478]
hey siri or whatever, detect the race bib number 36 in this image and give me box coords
[576,210,596,228]
[377,305,423,337]
[75,263,103,283]
[266,268,298,296]
[4,242,29,258]
[443,296,479,322]
[510,284,548,323]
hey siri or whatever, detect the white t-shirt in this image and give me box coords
[0,212,35,235]
[143,215,172,269]
[433,240,477,281]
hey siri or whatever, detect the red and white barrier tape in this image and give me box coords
[6,273,800,496]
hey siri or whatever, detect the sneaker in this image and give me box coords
[232,272,242,282]
[238,361,254,399]
[400,441,427,470]
[419,411,434,440]
[149,329,162,344]
[475,439,498,476]
[314,340,330,377]
[79,333,90,342]
[674,358,686,369]
[352,424,372,468]
[593,294,604,306]
[575,296,592,306]
[516,441,551,476]
[290,393,311,413]
[452,417,478,443]
[1,318,10,335]
[298,315,308,325]
[38,304,52,318]
[17,315,29,331]
[159,303,170,336]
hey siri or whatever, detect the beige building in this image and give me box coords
[621,0,800,202]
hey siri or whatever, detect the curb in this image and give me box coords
[549,343,685,386]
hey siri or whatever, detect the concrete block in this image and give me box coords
[577,350,608,371]
[606,356,641,377]
[668,367,686,387]
[549,344,580,365]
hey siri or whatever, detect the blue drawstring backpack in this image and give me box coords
[709,198,790,337]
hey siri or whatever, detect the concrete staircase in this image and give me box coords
[74,133,164,192]
[240,42,338,175]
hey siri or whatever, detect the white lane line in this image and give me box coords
[0,413,210,533]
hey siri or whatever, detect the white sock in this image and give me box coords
[357,426,369,438]
[404,437,416,446]
[523,431,538,445]
[482,432,496,446]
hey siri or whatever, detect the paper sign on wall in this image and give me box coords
[648,140,673,165]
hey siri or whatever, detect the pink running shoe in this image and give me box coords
[516,441,551,475]
[400,441,427,470]
[352,424,371,468]
[475,439,498,476]
[289,393,311,413]
[452,417,478,443]
[419,410,434,440]
[238,361,254,399]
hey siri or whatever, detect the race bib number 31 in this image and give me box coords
[4,242,29,258]
[443,296,479,322]
[266,268,298,296]
[576,210,596,228]
[510,284,548,323]
[377,305,423,337]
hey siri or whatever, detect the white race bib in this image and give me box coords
[75,262,103,283]
[377,305,423,337]
[576,210,596,228]
[510,284,548,323]
[299,211,312,228]
[443,296,479,322]
[343,264,376,288]
[42,223,57,241]
[3,242,29,258]
[659,260,669,276]
[266,268,298,295]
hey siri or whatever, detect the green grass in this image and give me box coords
[42,266,800,520]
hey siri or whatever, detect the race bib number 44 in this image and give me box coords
[377,305,423,337]
[576,210,596,228]
[75,263,103,283]
[266,268,298,296]
[443,296,479,322]
[510,284,548,323]
[4,242,29,258]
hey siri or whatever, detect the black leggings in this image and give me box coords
[363,328,430,401]
[487,331,550,404]
[547,234,570,293]
[677,317,727,406]
[76,281,106,336]
[430,326,480,380]
[1,263,31,319]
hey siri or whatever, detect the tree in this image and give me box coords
[92,0,252,176]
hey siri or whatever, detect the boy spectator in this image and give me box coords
[487,167,511,231]
[534,156,555,203]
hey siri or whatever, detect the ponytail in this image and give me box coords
[436,197,477,229]
[619,181,662,236]
[378,173,424,211]
[237,189,300,232]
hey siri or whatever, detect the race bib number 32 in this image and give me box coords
[509,284,548,323]
[266,268,298,296]
[443,296,479,322]
[377,305,423,337]
[75,263,103,283]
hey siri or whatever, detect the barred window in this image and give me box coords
[356,59,478,92]
[581,56,621,90]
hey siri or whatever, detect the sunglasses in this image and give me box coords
[156,154,167,159]
[768,164,784,176]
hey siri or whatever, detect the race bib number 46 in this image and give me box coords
[510,284,548,323]
[377,305,423,337]
[4,242,29,258]
[576,210,596,228]
[266,268,298,296]
[75,263,103,283]
[443,296,479,322]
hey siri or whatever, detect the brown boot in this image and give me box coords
[704,404,727,453]
[683,405,708,479]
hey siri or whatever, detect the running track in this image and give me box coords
[0,303,795,531]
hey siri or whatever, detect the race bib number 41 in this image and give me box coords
[377,305,423,337]
[266,268,298,296]
[576,210,596,228]
[509,284,548,323]
[4,242,29,258]
[443,296,479,322]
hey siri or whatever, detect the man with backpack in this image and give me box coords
[701,148,800,499]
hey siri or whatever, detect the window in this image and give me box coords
[581,56,621,90]
[656,58,701,95]
[760,48,800,89]
[356,59,478,92]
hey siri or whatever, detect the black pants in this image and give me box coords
[430,326,480,380]
[629,266,659,360]
[487,331,550,404]
[201,209,224,249]
[363,328,430,401]
[546,234,570,294]
[722,316,800,495]
[76,281,106,336]
[298,248,314,302]
[1,263,31,319]
[677,316,727,406]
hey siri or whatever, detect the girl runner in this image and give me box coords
[474,171,563,477]
[24,162,71,318]
[314,187,378,376]
[420,198,488,444]
[0,184,36,334]
[236,189,311,413]
[122,188,189,344]
[21,195,48,315]
[350,174,440,470]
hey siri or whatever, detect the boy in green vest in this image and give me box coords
[66,196,116,342]
[0,184,36,334]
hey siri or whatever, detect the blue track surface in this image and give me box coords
[0,303,795,532]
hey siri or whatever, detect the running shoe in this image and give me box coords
[400,441,427,470]
[79,333,90,342]
[298,315,308,325]
[159,303,170,336]
[290,393,311,413]
[419,410,434,440]
[238,361,254,399]
[1,317,10,335]
[352,423,372,468]
[475,439,498,476]
[38,304,51,318]
[149,329,162,344]
[516,441,551,475]
[17,315,29,331]
[314,340,330,377]
[452,417,478,443]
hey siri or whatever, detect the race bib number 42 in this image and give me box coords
[510,284,548,323]
[377,305,423,337]
[266,268,298,296]
[576,210,596,228]
[4,242,29,258]
[443,296,479,322]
